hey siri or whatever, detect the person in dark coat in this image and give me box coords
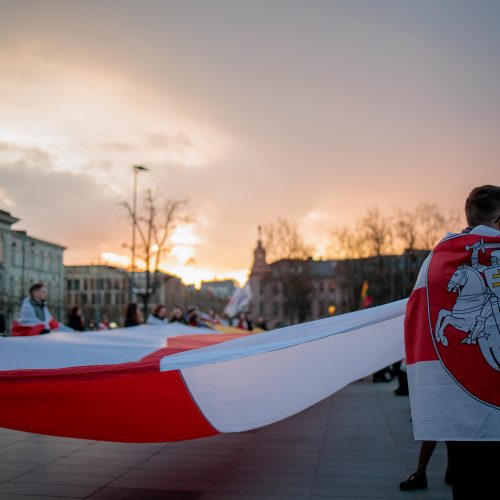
[0,310,6,336]
[68,307,85,332]
[124,303,143,327]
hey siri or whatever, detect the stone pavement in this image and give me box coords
[0,378,451,500]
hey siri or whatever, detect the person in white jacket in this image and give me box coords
[147,305,168,325]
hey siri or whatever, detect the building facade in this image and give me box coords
[64,265,129,326]
[200,279,237,300]
[248,235,429,329]
[133,271,187,312]
[65,267,188,326]
[0,210,65,334]
[248,236,341,329]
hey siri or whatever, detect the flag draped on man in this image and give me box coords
[11,297,60,336]
[405,225,500,441]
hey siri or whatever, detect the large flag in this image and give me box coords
[405,225,500,441]
[0,299,406,442]
[224,281,252,317]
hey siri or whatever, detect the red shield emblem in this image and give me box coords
[427,234,500,409]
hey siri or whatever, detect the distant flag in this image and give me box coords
[224,282,252,318]
[360,280,373,309]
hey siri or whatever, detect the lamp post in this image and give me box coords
[129,165,148,302]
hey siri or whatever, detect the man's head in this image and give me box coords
[465,185,500,230]
[29,283,47,302]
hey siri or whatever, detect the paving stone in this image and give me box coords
[0,481,100,497]
[0,378,451,499]
[89,487,203,499]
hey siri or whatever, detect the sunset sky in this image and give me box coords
[0,0,499,286]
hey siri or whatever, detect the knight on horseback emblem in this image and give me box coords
[434,238,500,371]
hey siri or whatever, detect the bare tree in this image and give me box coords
[415,203,462,250]
[123,190,193,316]
[360,207,394,258]
[394,209,418,252]
[261,219,314,324]
[262,218,313,263]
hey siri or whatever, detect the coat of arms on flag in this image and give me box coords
[405,226,500,440]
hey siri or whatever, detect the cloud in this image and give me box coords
[0,0,497,282]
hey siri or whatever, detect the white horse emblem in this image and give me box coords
[434,264,487,346]
[434,240,500,371]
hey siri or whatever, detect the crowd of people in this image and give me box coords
[7,286,269,336]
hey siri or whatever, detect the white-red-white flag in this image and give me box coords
[224,282,252,317]
[405,225,500,441]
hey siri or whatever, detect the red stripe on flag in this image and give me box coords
[0,334,246,442]
[0,368,218,442]
[405,286,438,365]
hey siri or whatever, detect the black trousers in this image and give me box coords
[446,441,499,500]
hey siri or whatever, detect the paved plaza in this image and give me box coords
[0,378,450,500]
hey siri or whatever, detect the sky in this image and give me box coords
[0,0,499,286]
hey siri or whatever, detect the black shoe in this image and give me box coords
[399,473,428,491]
[394,387,409,396]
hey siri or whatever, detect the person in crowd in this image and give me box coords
[147,305,168,325]
[0,309,6,336]
[11,283,65,336]
[237,312,253,330]
[372,366,392,383]
[217,313,230,326]
[124,303,143,327]
[255,316,268,330]
[98,315,110,330]
[186,307,200,327]
[68,307,85,332]
[404,185,500,499]
[169,307,186,324]
[400,441,451,491]
[392,361,408,396]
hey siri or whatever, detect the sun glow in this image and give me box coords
[99,224,246,288]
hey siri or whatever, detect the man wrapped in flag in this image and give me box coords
[11,283,61,336]
[404,185,500,500]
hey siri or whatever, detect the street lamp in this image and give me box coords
[129,164,149,302]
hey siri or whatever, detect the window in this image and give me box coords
[74,279,80,291]
[81,293,87,305]
[319,282,325,293]
[67,280,72,291]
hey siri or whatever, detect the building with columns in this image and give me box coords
[0,210,65,334]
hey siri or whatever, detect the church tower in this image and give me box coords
[250,226,270,276]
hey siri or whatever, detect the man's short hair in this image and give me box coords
[465,185,500,227]
[29,283,45,295]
